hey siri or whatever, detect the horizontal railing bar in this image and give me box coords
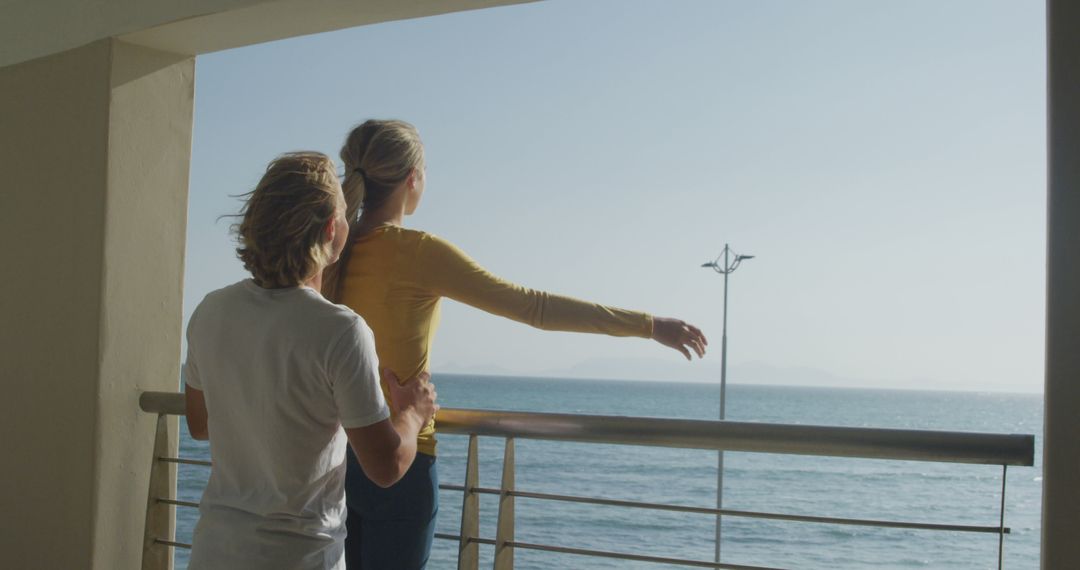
[509,488,1009,534]
[508,540,787,570]
[438,484,1008,534]
[438,409,1034,466]
[157,497,199,509]
[154,539,192,549]
[141,392,186,416]
[159,456,212,467]
[139,391,1034,466]
[435,533,787,568]
[434,533,496,546]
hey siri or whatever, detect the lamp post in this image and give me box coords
[702,243,754,565]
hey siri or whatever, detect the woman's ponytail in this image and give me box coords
[322,119,424,302]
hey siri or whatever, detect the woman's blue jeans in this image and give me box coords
[344,449,438,570]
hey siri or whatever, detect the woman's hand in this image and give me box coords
[651,317,708,360]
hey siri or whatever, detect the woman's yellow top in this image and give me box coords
[338,225,654,456]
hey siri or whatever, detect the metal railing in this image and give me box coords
[138,391,1034,570]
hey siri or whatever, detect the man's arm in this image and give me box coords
[344,417,420,488]
[345,369,436,488]
[184,384,209,441]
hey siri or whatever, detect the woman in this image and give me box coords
[323,119,708,569]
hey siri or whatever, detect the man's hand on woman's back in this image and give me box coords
[384,369,439,428]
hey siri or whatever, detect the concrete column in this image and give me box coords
[0,39,192,569]
[1043,1,1080,569]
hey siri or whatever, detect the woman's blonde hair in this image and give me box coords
[235,152,340,288]
[322,119,424,301]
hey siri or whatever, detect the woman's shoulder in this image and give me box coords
[378,226,456,250]
[414,229,471,258]
[396,225,436,242]
[384,228,474,269]
[363,224,431,242]
[356,226,462,265]
[353,224,431,248]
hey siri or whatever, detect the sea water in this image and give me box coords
[174,375,1042,569]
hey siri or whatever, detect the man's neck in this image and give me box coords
[305,270,323,293]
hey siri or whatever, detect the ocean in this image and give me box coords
[174,374,1043,569]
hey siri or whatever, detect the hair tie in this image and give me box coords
[353,166,366,178]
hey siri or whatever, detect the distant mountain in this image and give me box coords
[538,357,879,387]
[538,356,721,383]
[437,360,520,377]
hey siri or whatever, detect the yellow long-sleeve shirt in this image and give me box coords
[338,225,654,455]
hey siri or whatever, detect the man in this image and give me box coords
[183,152,438,569]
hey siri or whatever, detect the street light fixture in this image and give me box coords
[702,243,754,565]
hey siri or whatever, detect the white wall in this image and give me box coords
[0,39,193,569]
[0,0,263,67]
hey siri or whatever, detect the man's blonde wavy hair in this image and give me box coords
[235,152,340,288]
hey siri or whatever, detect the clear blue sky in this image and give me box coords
[184,0,1046,392]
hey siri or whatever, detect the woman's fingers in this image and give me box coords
[680,324,706,358]
[652,317,709,360]
[689,337,705,358]
[689,324,708,346]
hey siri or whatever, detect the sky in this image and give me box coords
[183,0,1047,392]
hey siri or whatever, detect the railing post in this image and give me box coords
[141,413,176,570]
[457,434,480,570]
[493,437,515,570]
[998,465,1008,570]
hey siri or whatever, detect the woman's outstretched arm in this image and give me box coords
[416,234,707,359]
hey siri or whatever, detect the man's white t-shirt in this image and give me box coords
[184,280,390,570]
